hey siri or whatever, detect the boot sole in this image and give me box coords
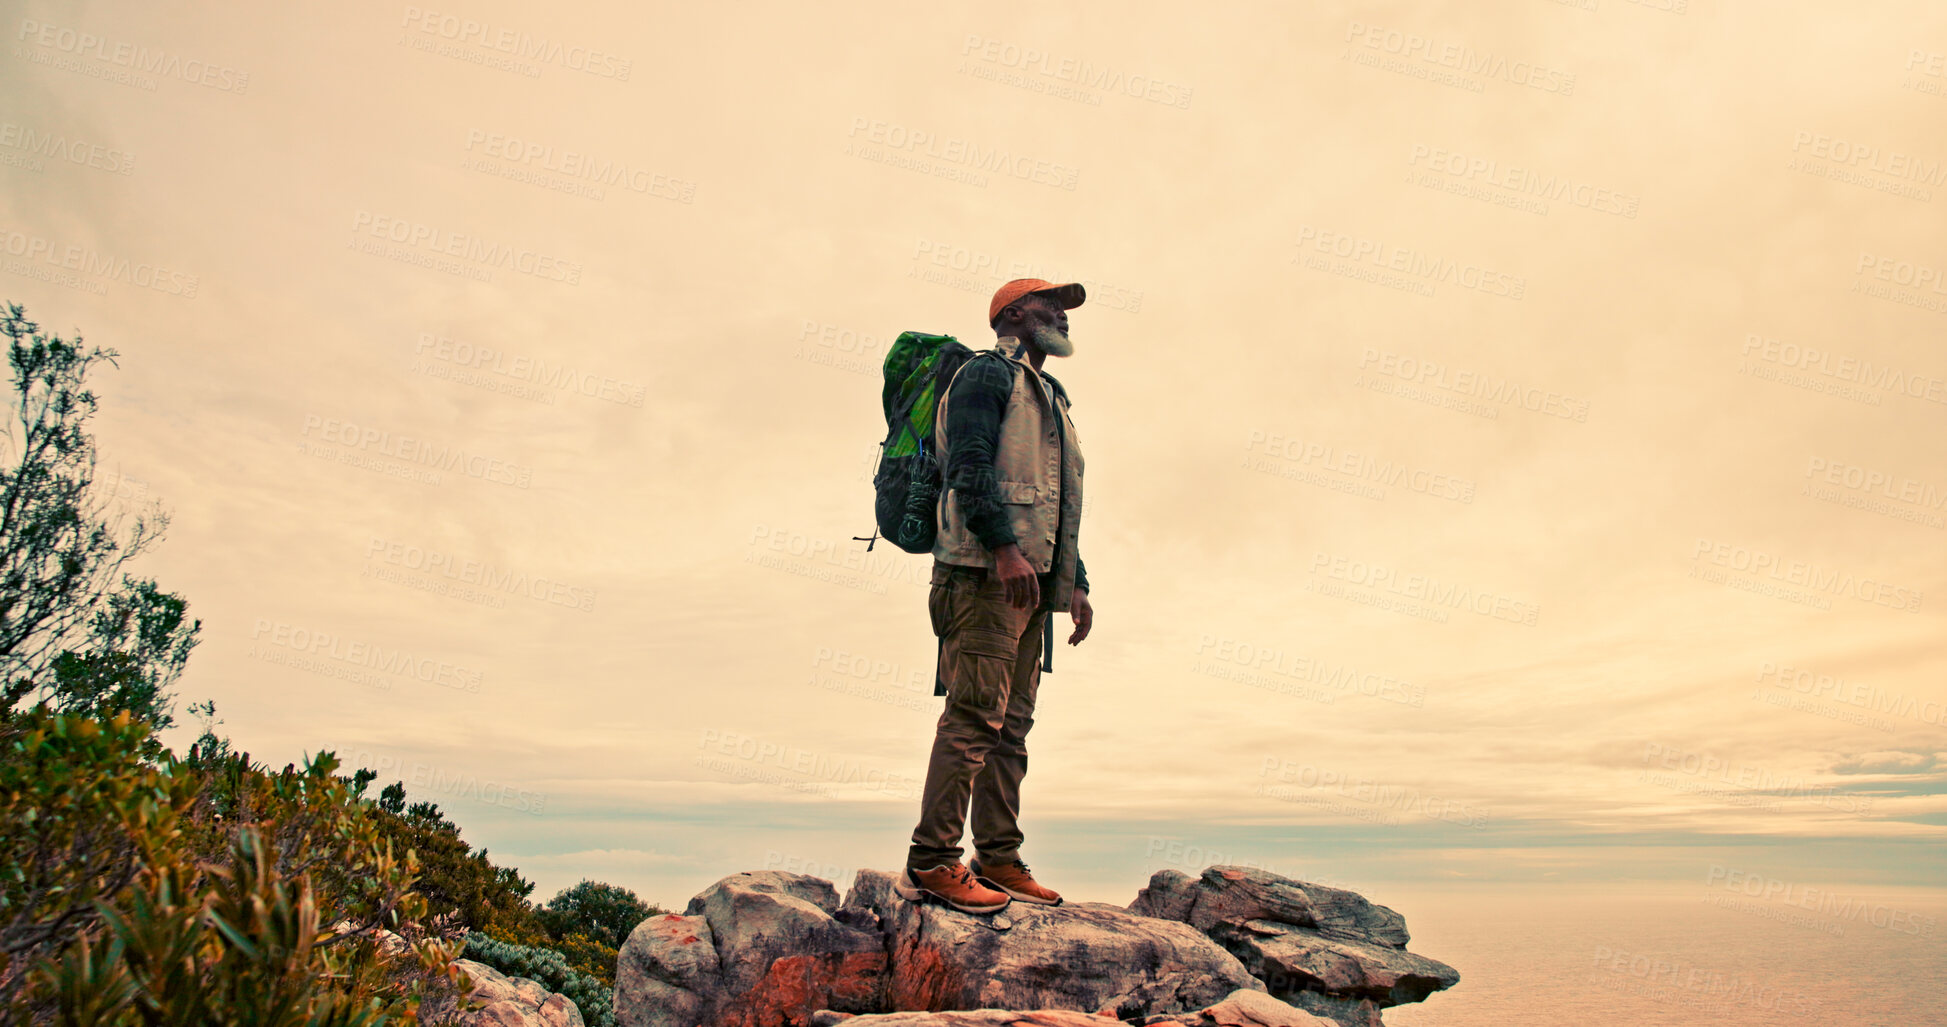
[895,871,1010,915]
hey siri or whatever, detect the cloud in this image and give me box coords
[1831,751,1939,775]
[11,0,1946,900]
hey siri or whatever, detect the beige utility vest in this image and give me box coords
[931,335,1085,611]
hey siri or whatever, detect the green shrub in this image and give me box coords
[537,879,664,951]
[463,931,613,1027]
[0,710,192,978]
[548,930,619,988]
[0,710,466,1023]
[21,828,461,1026]
[364,790,548,947]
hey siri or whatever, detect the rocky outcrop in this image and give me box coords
[613,866,1455,1027]
[614,872,886,1027]
[840,868,1262,1017]
[1130,869,1457,1027]
[421,959,585,1027]
[809,992,1337,1027]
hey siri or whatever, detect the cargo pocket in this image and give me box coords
[948,626,1018,715]
[930,566,980,637]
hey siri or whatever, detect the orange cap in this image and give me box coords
[989,278,1086,324]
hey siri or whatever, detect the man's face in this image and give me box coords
[1021,295,1073,357]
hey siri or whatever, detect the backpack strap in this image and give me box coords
[932,349,1010,439]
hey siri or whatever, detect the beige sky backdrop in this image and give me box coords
[3,0,1943,908]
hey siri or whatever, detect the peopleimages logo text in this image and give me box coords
[249,619,481,693]
[0,226,198,297]
[1740,333,1947,405]
[300,415,532,488]
[462,130,693,202]
[958,35,1193,108]
[398,7,631,79]
[363,538,597,613]
[1640,742,1874,815]
[1295,225,1525,299]
[0,122,135,173]
[1407,144,1638,217]
[349,210,582,284]
[847,118,1079,190]
[1357,348,1588,421]
[1756,662,1945,727]
[1310,552,1541,627]
[1705,866,1937,937]
[413,333,647,407]
[15,19,250,92]
[1689,538,1923,611]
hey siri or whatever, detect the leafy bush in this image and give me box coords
[463,931,614,1027]
[0,710,465,1023]
[364,788,549,947]
[22,828,460,1025]
[537,879,664,951]
[548,930,619,990]
[0,710,190,974]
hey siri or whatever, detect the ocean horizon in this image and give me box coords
[1378,885,1945,1026]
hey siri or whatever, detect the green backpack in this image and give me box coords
[864,331,995,554]
[861,332,1056,682]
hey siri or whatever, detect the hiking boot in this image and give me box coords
[895,862,1010,914]
[970,857,1063,906]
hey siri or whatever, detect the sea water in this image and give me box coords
[1380,886,1946,1026]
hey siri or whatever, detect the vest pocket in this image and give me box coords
[997,480,1038,504]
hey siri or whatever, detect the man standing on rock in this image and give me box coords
[895,279,1093,915]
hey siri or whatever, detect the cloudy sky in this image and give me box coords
[3,0,1942,913]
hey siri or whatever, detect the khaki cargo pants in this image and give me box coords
[906,561,1045,873]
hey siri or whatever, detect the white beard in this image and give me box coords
[1032,324,1075,357]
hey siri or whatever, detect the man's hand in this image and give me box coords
[993,543,1039,610]
[1067,588,1092,645]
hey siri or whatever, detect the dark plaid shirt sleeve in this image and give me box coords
[940,356,1018,552]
